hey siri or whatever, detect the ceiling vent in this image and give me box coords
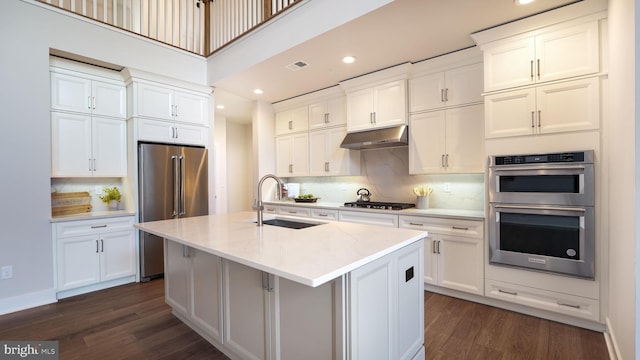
[285,60,309,71]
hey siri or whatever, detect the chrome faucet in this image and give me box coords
[254,174,284,226]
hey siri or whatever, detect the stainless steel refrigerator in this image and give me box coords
[138,142,208,281]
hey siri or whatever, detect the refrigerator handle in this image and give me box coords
[179,155,186,216]
[171,155,178,217]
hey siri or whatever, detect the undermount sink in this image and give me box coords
[259,218,324,229]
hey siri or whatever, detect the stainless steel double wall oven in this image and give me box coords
[488,150,595,278]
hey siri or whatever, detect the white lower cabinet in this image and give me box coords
[165,240,223,343]
[55,216,135,298]
[400,215,484,295]
[277,205,311,218]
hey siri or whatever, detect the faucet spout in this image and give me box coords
[254,174,284,226]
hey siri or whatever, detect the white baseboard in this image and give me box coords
[604,317,621,360]
[0,288,57,316]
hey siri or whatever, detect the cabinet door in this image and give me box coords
[445,63,484,107]
[100,230,136,282]
[338,211,398,227]
[326,126,354,175]
[535,21,599,83]
[92,117,127,177]
[290,133,309,177]
[408,72,445,113]
[326,97,347,126]
[483,37,535,92]
[223,260,269,360]
[51,112,93,177]
[396,241,424,360]
[57,234,101,291]
[438,234,483,295]
[484,88,536,139]
[191,250,223,342]
[174,91,207,125]
[91,80,126,118]
[51,72,92,114]
[445,104,485,173]
[290,106,309,132]
[275,110,293,135]
[422,235,438,286]
[137,83,174,120]
[408,111,446,174]
[137,118,174,143]
[308,130,328,176]
[276,135,293,177]
[374,80,407,128]
[536,77,600,134]
[347,88,375,132]
[308,102,328,130]
[165,240,190,316]
[173,123,207,146]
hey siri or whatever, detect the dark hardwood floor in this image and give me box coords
[0,280,609,359]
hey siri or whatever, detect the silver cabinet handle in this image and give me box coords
[100,239,104,252]
[92,97,97,110]
[537,110,541,128]
[317,213,329,217]
[531,111,535,128]
[93,158,96,172]
[441,154,445,167]
[262,272,274,292]
[369,113,374,124]
[324,162,330,172]
[530,60,534,80]
[91,225,107,229]
[452,226,469,231]
[495,204,586,213]
[171,155,179,217]
[372,112,376,124]
[288,120,293,130]
[537,59,541,79]
[408,222,424,226]
[174,127,179,138]
[431,240,437,254]
[557,301,581,309]
[288,164,293,173]
[498,289,518,296]
[88,96,92,110]
[436,240,441,254]
[444,88,449,102]
[445,154,449,168]
[179,155,186,216]
[440,89,445,103]
[324,113,329,124]
[96,240,99,253]
[182,244,190,258]
[174,104,179,117]
[89,158,92,171]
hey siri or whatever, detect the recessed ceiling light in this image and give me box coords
[514,0,535,5]
[253,89,263,95]
[216,104,224,109]
[342,56,356,64]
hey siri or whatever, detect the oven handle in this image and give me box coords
[494,204,586,213]
[492,165,586,172]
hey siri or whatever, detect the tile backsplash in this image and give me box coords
[51,178,125,211]
[285,147,485,210]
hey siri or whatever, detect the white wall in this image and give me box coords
[227,121,253,212]
[606,0,636,358]
[0,0,209,313]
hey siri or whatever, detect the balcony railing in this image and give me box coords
[37,0,300,56]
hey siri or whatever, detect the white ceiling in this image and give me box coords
[213,0,579,123]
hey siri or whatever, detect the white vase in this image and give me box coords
[416,196,429,209]
[109,200,119,210]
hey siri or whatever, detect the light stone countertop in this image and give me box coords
[135,211,427,288]
[264,200,485,220]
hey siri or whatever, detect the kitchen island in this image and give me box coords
[135,211,427,360]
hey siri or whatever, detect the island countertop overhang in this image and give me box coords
[134,211,427,287]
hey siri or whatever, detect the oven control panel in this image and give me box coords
[493,151,591,166]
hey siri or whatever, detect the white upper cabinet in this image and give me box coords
[51,112,127,177]
[134,82,208,126]
[275,105,309,135]
[276,132,309,177]
[409,62,483,112]
[309,126,360,176]
[309,96,346,130]
[482,21,600,92]
[51,71,126,118]
[485,77,599,139]
[409,104,484,174]
[346,80,407,132]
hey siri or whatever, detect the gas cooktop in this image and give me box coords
[343,201,416,210]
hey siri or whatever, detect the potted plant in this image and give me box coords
[100,186,122,210]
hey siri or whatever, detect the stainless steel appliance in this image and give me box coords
[488,150,595,278]
[138,142,208,281]
[343,201,415,210]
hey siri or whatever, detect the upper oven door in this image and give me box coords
[489,162,594,206]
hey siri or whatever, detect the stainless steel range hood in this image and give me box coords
[340,125,408,150]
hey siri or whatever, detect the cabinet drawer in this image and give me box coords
[399,215,483,238]
[339,210,398,228]
[485,279,599,321]
[277,206,311,218]
[263,205,279,214]
[56,216,134,237]
[310,209,338,221]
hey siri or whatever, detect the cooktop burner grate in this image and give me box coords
[343,201,415,210]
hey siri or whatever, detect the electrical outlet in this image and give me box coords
[95,186,103,195]
[443,183,451,193]
[1,265,13,280]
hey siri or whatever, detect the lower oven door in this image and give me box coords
[489,204,595,278]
